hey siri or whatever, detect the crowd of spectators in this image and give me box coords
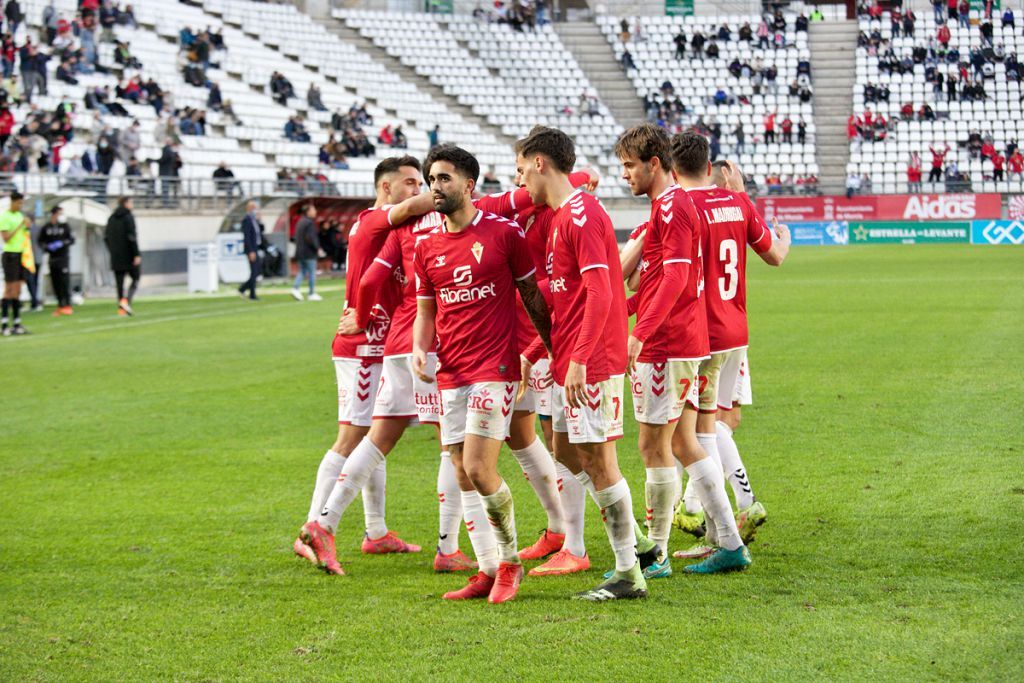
[275,167,338,196]
[471,1,549,31]
[329,102,376,157]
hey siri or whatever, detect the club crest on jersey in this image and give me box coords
[471,241,484,263]
[435,255,446,267]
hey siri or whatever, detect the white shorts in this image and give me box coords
[439,381,517,446]
[717,347,752,410]
[373,353,441,424]
[334,357,383,427]
[551,375,625,444]
[630,360,699,424]
[516,358,554,416]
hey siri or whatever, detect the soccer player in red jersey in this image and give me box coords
[295,156,433,574]
[412,145,552,603]
[516,126,647,601]
[661,131,762,573]
[672,158,790,560]
[615,123,710,578]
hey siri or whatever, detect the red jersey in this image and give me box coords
[1009,153,1024,173]
[414,211,535,390]
[689,188,773,352]
[930,145,949,168]
[511,203,554,352]
[546,189,627,385]
[633,185,708,361]
[368,211,445,356]
[907,163,922,182]
[332,205,403,359]
[992,153,1005,170]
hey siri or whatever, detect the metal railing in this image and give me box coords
[3,173,375,210]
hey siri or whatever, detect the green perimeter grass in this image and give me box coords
[1,245,1022,681]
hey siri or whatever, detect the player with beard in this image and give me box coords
[338,159,598,576]
[294,156,434,575]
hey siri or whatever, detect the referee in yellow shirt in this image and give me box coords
[1,191,31,336]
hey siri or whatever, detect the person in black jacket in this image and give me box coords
[155,141,182,207]
[237,200,263,300]
[104,197,140,315]
[291,203,322,301]
[38,205,75,315]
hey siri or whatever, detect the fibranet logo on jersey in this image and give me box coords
[549,277,567,293]
[902,195,976,220]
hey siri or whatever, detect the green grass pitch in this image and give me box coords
[1,244,1022,681]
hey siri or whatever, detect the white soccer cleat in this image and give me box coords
[291,289,304,301]
[308,293,323,302]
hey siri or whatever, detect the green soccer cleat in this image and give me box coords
[736,500,767,544]
[575,563,648,601]
[682,545,752,574]
[672,502,706,538]
[672,538,718,560]
[642,557,672,579]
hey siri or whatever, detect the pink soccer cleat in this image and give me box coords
[518,529,566,560]
[300,521,345,575]
[434,548,478,573]
[361,531,422,554]
[293,536,317,565]
[443,571,495,600]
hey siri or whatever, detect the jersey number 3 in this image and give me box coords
[718,239,739,301]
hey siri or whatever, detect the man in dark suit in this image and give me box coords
[238,200,262,300]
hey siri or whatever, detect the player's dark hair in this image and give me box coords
[424,144,480,184]
[670,129,711,177]
[515,126,576,174]
[373,155,421,188]
[117,196,132,208]
[711,159,730,170]
[614,123,671,170]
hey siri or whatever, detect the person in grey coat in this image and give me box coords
[291,203,321,301]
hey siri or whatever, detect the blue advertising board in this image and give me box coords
[789,221,849,246]
[971,220,1024,245]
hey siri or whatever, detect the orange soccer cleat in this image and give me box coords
[443,571,495,600]
[361,531,422,555]
[300,521,344,575]
[527,549,591,576]
[488,562,524,604]
[433,548,478,573]
[518,529,566,560]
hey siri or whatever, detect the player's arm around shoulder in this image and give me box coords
[388,192,435,226]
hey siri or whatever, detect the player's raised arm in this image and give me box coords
[758,218,791,266]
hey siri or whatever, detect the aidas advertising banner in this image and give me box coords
[971,220,1024,245]
[757,194,1002,223]
[789,221,849,245]
[849,222,970,244]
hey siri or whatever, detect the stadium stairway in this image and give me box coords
[809,19,859,193]
[555,22,646,127]
[321,18,518,150]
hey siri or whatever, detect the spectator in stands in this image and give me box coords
[947,73,958,101]
[845,171,861,198]
[980,136,995,160]
[717,23,730,41]
[270,71,295,105]
[764,111,776,143]
[904,10,916,37]
[959,0,971,28]
[705,40,719,58]
[756,18,769,49]
[620,47,635,70]
[119,119,140,162]
[1003,6,1015,27]
[929,143,951,182]
[154,140,181,207]
[991,150,1005,181]
[213,162,238,198]
[673,28,686,59]
[797,118,806,144]
[948,0,959,22]
[114,40,141,69]
[691,29,705,56]
[5,0,21,36]
[980,18,994,44]
[206,81,223,112]
[377,124,394,146]
[56,58,77,85]
[907,153,923,192]
[428,124,439,149]
[937,21,951,48]
[208,26,224,50]
[933,0,945,23]
[392,125,407,148]
[732,122,745,154]
[284,115,311,143]
[1008,148,1024,178]
[780,116,793,143]
[796,13,808,32]
[0,103,11,150]
[307,83,327,112]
